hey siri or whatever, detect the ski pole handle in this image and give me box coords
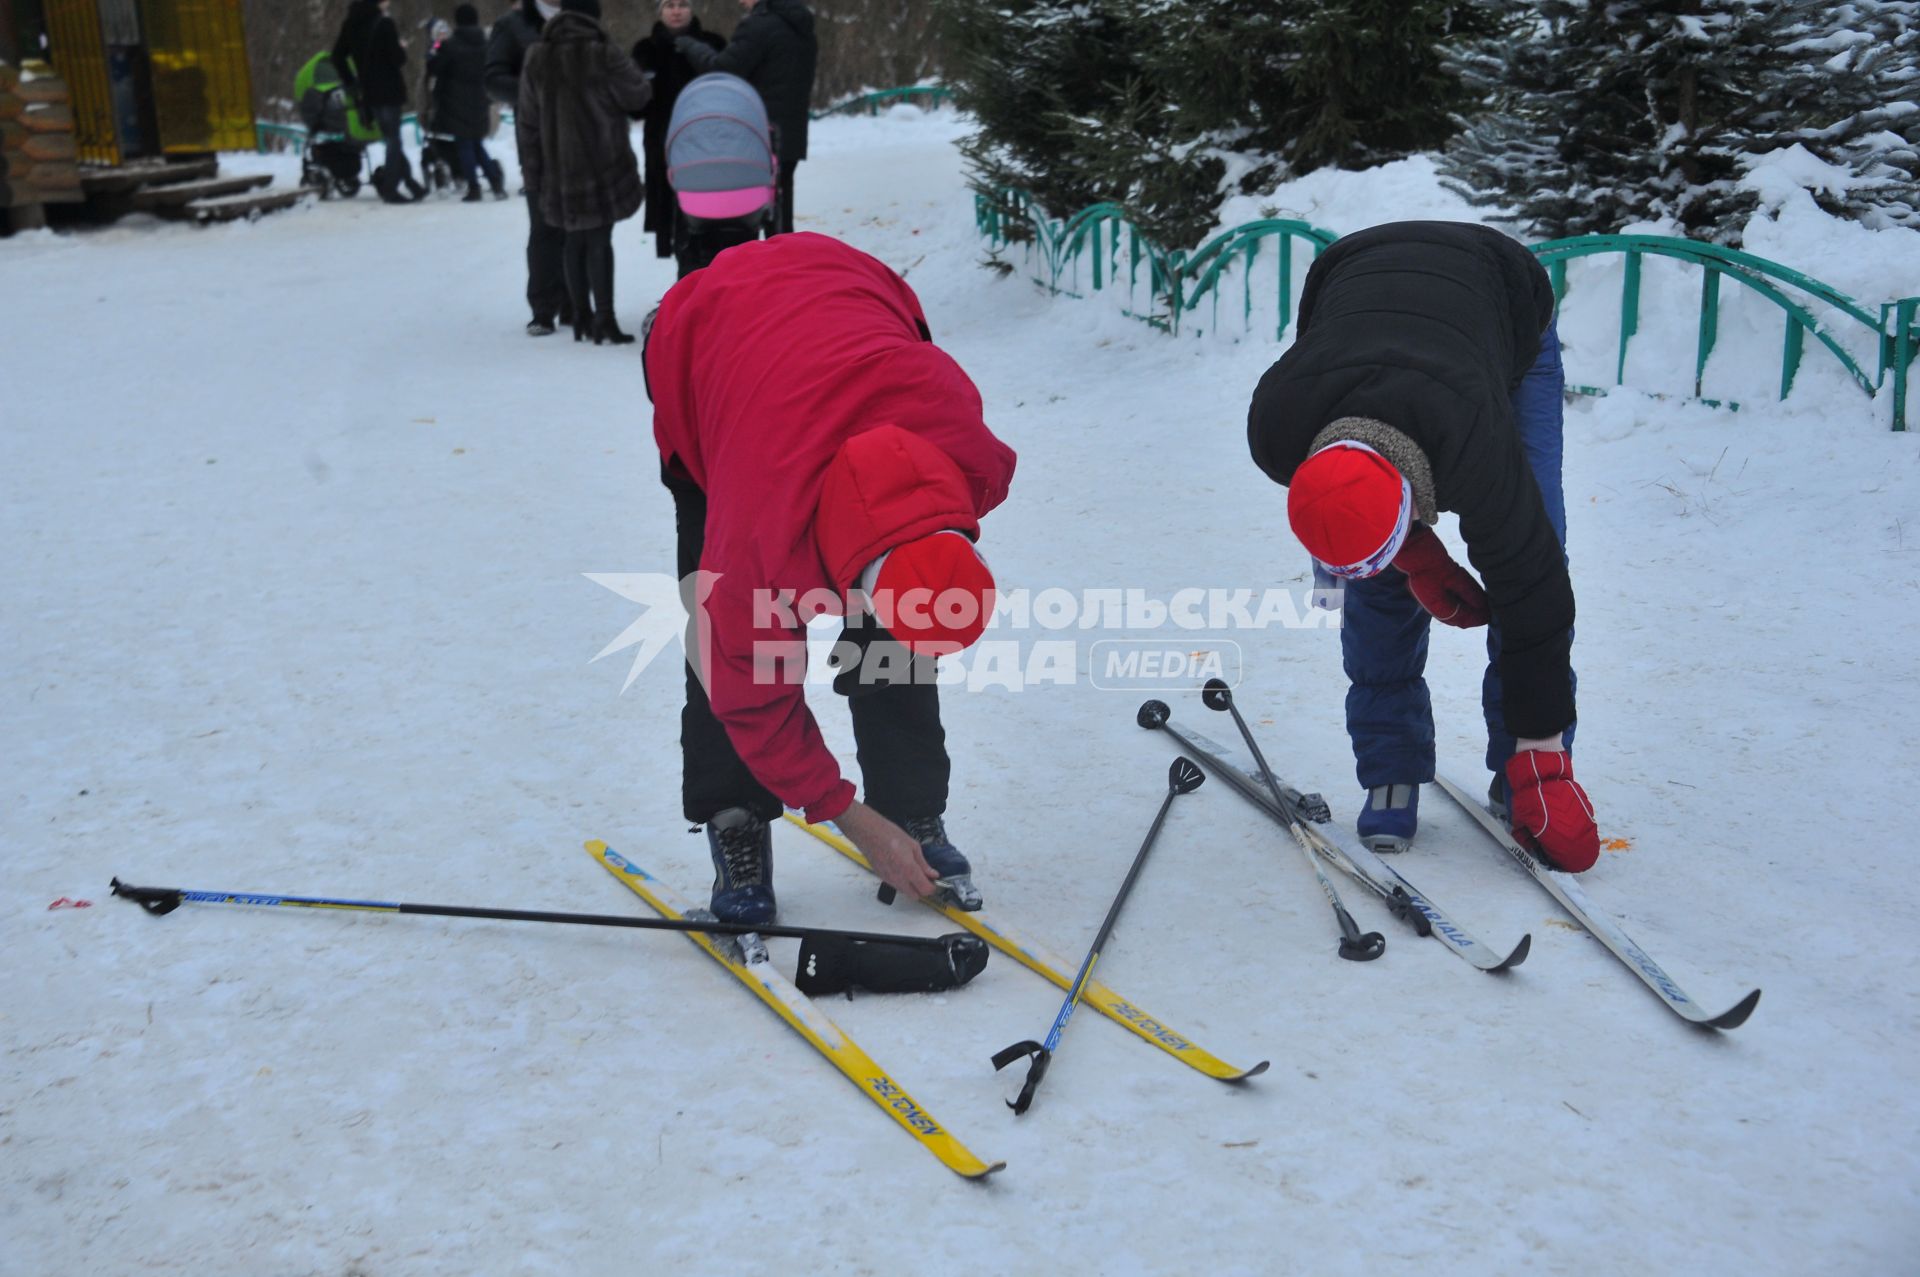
[990,1040,1051,1115]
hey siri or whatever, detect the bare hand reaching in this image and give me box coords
[835,800,939,901]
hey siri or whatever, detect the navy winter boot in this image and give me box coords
[706,807,776,926]
[1357,784,1420,854]
[1487,774,1511,822]
[901,815,983,911]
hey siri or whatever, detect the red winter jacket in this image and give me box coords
[646,232,1017,822]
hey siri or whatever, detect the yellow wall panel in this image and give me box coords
[42,0,117,165]
[141,0,253,154]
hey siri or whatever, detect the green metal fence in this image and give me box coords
[811,85,952,120]
[980,185,1920,431]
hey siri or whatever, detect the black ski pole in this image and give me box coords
[1197,679,1386,961]
[1141,690,1385,962]
[108,878,989,997]
[990,757,1206,1115]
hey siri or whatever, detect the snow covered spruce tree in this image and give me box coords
[940,0,1498,249]
[1442,0,1920,242]
[939,1,1159,236]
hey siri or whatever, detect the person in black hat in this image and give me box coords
[428,4,508,201]
[677,0,816,235]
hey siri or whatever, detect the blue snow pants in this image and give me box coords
[1333,321,1574,787]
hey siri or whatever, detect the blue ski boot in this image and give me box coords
[1357,783,1420,854]
[706,807,776,926]
[902,815,983,911]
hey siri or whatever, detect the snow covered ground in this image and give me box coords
[4,109,1919,1275]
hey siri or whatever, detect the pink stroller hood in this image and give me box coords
[679,186,777,218]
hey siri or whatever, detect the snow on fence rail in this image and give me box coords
[977,185,1920,431]
[811,85,952,120]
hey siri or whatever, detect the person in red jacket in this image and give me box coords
[645,232,1018,924]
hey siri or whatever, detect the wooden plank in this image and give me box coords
[10,67,70,106]
[20,131,75,161]
[20,101,76,132]
[78,156,216,195]
[182,187,311,224]
[0,166,84,207]
[128,172,271,209]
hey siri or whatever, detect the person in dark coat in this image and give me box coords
[1246,220,1599,874]
[517,0,651,345]
[332,0,425,202]
[633,0,725,259]
[485,0,568,333]
[429,4,507,201]
[677,0,815,235]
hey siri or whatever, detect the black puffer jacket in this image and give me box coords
[634,18,726,243]
[428,25,490,140]
[333,1,409,109]
[1246,220,1573,738]
[680,0,816,168]
[484,0,544,107]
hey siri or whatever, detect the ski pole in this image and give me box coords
[1196,679,1386,961]
[1143,687,1385,963]
[990,757,1205,1115]
[108,879,989,997]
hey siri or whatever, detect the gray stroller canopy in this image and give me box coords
[667,72,778,199]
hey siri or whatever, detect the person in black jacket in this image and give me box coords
[634,0,725,259]
[332,0,425,202]
[678,0,815,234]
[429,5,507,201]
[485,0,569,333]
[1246,220,1600,874]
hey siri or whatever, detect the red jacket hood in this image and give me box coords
[814,425,980,591]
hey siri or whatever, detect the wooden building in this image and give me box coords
[14,0,254,166]
[2,1,298,228]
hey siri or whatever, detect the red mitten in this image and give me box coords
[1503,750,1600,872]
[1391,526,1490,628]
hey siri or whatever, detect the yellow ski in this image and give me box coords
[782,816,1269,1083]
[585,840,1005,1180]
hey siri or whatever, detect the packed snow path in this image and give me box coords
[4,111,1917,1275]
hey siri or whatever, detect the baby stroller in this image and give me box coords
[295,50,381,198]
[666,73,778,278]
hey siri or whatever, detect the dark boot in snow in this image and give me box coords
[1357,783,1420,854]
[706,807,776,925]
[902,815,982,911]
[592,313,635,345]
[462,181,484,203]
